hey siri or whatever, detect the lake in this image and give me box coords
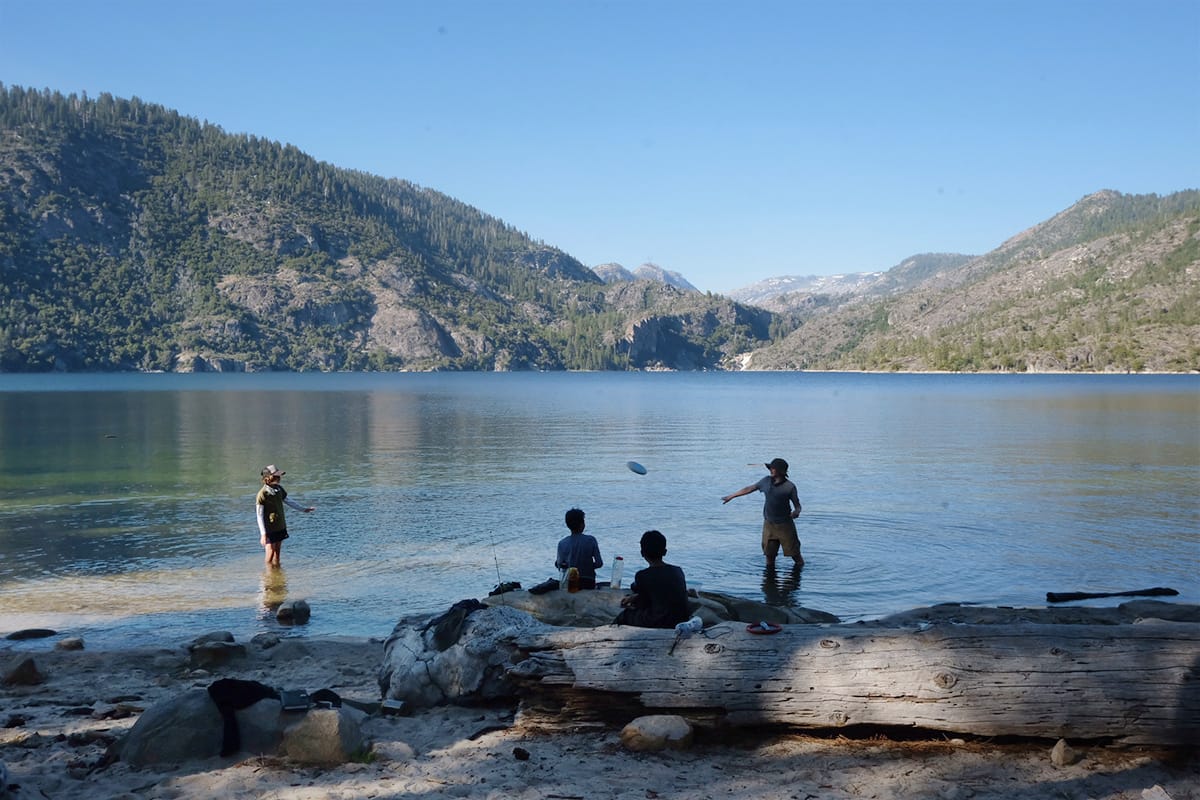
[1,372,1197,647]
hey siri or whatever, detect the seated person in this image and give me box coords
[613,530,689,629]
[556,507,603,590]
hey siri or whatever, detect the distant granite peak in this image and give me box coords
[728,272,884,305]
[592,261,698,293]
[591,262,636,283]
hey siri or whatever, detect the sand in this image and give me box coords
[1,633,1196,800]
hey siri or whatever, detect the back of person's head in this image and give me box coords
[640,529,667,560]
[564,507,586,533]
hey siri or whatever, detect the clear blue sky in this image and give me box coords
[2,1,1197,293]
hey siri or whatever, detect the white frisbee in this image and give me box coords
[626,461,648,475]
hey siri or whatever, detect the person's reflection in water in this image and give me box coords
[761,562,802,607]
[259,566,288,617]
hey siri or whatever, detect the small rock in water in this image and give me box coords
[277,599,311,624]
[56,636,85,651]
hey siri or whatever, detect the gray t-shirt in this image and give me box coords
[756,476,800,523]
[556,533,603,578]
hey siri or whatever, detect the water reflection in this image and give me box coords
[259,566,288,617]
[761,562,802,607]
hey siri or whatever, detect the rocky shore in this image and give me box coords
[2,595,1197,800]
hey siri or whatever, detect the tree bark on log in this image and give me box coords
[506,619,1200,746]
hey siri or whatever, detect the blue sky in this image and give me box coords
[2,1,1197,293]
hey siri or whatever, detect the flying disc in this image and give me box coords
[626,461,647,475]
[746,621,782,635]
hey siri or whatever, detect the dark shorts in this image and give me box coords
[266,529,289,545]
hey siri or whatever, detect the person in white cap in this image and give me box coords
[721,457,803,567]
[256,465,314,566]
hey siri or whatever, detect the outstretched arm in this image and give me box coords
[721,485,757,504]
[284,497,315,513]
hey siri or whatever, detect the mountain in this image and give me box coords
[729,272,886,305]
[592,261,699,293]
[2,86,1195,374]
[729,254,975,314]
[742,190,1200,372]
[0,85,770,372]
[632,263,698,292]
[591,262,636,283]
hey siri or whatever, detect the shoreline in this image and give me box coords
[3,621,1198,800]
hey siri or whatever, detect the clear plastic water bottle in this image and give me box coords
[610,556,624,590]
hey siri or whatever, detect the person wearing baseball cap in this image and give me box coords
[256,464,315,566]
[721,457,804,567]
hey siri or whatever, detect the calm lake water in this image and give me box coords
[1,372,1197,648]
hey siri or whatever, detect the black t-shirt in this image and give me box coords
[624,563,689,629]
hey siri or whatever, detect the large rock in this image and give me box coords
[379,605,553,708]
[119,689,365,766]
[486,588,626,627]
[281,707,367,765]
[120,689,225,766]
[483,587,838,628]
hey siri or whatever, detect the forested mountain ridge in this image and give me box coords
[743,190,1200,372]
[0,85,769,372]
[1,85,1196,374]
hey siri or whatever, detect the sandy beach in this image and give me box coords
[1,627,1197,800]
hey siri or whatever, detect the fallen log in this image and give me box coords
[1046,586,1178,603]
[504,604,1200,746]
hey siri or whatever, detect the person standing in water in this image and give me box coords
[722,457,804,567]
[256,464,314,567]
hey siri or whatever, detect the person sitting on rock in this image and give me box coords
[556,507,603,590]
[614,530,690,629]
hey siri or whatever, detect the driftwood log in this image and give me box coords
[504,602,1200,746]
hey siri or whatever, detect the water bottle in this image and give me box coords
[566,567,581,593]
[610,556,624,590]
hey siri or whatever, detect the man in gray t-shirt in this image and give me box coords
[722,457,804,567]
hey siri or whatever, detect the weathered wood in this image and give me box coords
[1046,586,1178,603]
[506,615,1200,745]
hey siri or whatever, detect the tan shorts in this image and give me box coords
[761,519,801,558]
